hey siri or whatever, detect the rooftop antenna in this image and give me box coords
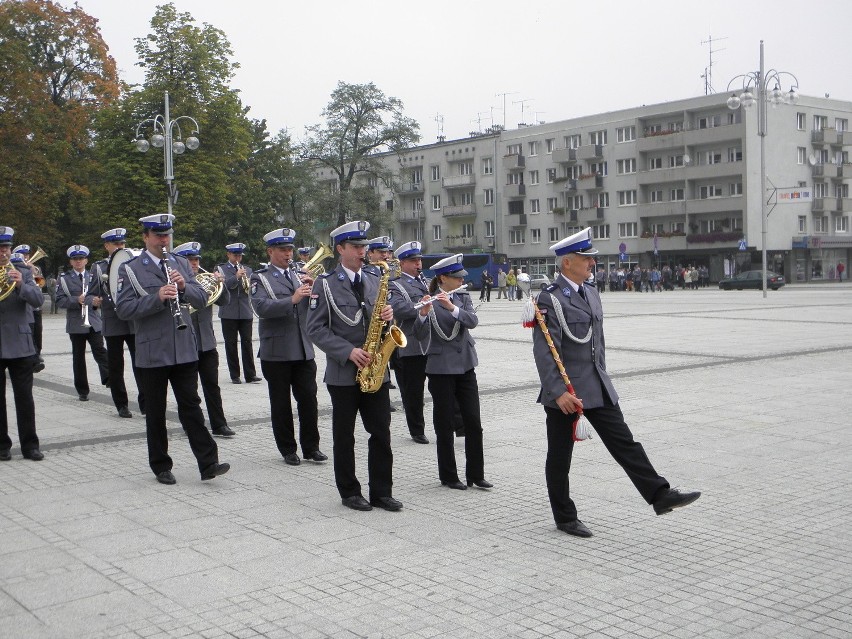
[495,91,518,129]
[471,111,489,133]
[513,98,533,126]
[700,34,727,95]
[435,113,445,142]
[534,111,547,125]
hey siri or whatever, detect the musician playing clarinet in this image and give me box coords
[114,214,230,485]
[533,228,700,538]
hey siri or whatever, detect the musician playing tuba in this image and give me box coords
[306,221,402,513]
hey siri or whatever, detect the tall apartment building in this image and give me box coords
[327,92,852,282]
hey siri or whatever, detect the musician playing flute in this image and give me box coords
[532,228,700,538]
[115,214,229,485]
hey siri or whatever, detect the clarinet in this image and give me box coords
[160,248,188,330]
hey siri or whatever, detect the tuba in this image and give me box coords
[26,247,48,288]
[355,261,407,393]
[301,243,334,279]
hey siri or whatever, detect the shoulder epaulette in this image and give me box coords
[545,283,558,292]
[362,269,379,277]
[254,266,268,274]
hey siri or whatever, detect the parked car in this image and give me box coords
[718,270,785,290]
[530,273,552,290]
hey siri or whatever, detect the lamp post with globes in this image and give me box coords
[133,91,200,241]
[726,40,799,298]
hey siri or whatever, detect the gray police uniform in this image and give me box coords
[190,281,230,432]
[250,265,320,458]
[306,264,394,500]
[115,251,219,476]
[90,258,144,413]
[55,270,110,397]
[413,289,485,484]
[216,261,257,382]
[0,264,44,454]
[533,275,668,524]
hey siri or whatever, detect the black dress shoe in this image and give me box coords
[653,487,701,515]
[212,425,235,437]
[156,470,176,485]
[78,394,89,402]
[231,378,242,384]
[556,520,593,538]
[466,479,493,489]
[411,434,429,444]
[303,450,328,462]
[441,480,467,490]
[245,377,262,383]
[283,453,301,466]
[33,361,45,373]
[118,406,133,418]
[23,448,44,461]
[370,496,403,511]
[342,495,372,511]
[0,449,11,461]
[201,462,230,480]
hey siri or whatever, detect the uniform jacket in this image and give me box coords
[0,264,43,359]
[55,270,103,334]
[250,265,314,362]
[389,273,429,358]
[216,261,254,320]
[190,280,230,353]
[306,263,387,386]
[413,289,478,375]
[114,251,207,368]
[89,258,134,337]
[533,274,619,410]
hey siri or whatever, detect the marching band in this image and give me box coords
[0,219,700,534]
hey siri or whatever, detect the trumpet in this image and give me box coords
[413,283,469,309]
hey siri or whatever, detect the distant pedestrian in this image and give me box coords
[496,269,507,299]
[837,262,845,282]
[507,269,517,301]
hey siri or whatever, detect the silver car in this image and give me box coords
[529,273,552,290]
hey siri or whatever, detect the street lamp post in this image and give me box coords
[726,40,799,298]
[133,91,200,246]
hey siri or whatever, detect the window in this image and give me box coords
[837,118,849,132]
[618,190,637,206]
[835,183,849,198]
[591,224,610,239]
[669,154,685,168]
[412,197,423,212]
[590,161,607,176]
[616,126,636,142]
[506,143,522,155]
[814,216,828,233]
[650,190,664,203]
[414,226,422,241]
[814,115,828,131]
[546,168,557,183]
[798,147,807,165]
[670,222,684,233]
[698,114,721,129]
[817,149,829,164]
[565,134,581,149]
[509,229,525,244]
[484,220,495,237]
[546,138,555,153]
[528,141,539,156]
[728,147,742,162]
[798,215,807,233]
[529,170,539,185]
[730,182,743,196]
[430,165,440,181]
[459,162,473,175]
[618,222,638,238]
[836,216,848,233]
[530,199,541,213]
[482,157,493,175]
[707,151,722,164]
[507,172,523,185]
[670,188,684,201]
[569,195,584,210]
[597,192,610,208]
[699,185,723,199]
[616,158,636,174]
[732,217,742,231]
[590,130,607,145]
[412,168,423,184]
[547,197,559,212]
[568,165,581,179]
[433,225,442,241]
[548,227,559,242]
[814,182,828,198]
[649,157,663,170]
[431,194,441,210]
[484,188,494,205]
[531,228,541,243]
[508,200,524,215]
[461,224,474,238]
[459,192,473,205]
[650,223,665,235]
[386,199,393,211]
[796,112,806,130]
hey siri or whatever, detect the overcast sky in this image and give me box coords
[72,0,851,143]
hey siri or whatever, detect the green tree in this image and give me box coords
[300,81,420,231]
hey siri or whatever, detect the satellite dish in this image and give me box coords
[682,154,691,165]
[808,154,817,166]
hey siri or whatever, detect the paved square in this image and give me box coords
[2,286,851,638]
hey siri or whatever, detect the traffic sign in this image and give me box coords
[738,239,747,251]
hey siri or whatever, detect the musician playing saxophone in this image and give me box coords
[306,221,401,513]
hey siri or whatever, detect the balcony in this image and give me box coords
[553,177,577,191]
[395,209,424,223]
[396,182,425,194]
[503,154,525,170]
[504,183,526,198]
[638,200,687,218]
[443,235,479,251]
[552,147,577,164]
[442,174,476,189]
[576,144,603,161]
[636,129,685,152]
[636,166,686,185]
[832,164,848,180]
[683,161,743,181]
[812,198,828,212]
[509,214,528,226]
[578,174,604,190]
[837,197,852,211]
[812,164,826,178]
[442,203,477,218]
[811,129,849,146]
[685,195,744,215]
[682,121,744,146]
[636,234,688,252]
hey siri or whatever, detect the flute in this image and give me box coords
[413,283,468,309]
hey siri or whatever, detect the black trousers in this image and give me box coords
[326,383,393,500]
[544,403,669,524]
[32,311,42,356]
[198,348,227,431]
[220,318,256,381]
[69,330,110,396]
[427,369,485,484]
[393,355,427,438]
[105,334,144,411]
[260,358,319,456]
[136,362,218,475]
[0,357,39,453]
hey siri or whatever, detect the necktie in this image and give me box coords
[78,272,83,283]
[577,285,587,301]
[352,272,363,300]
[160,261,168,281]
[418,273,428,287]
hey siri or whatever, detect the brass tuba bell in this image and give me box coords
[301,243,334,278]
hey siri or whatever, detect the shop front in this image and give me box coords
[791,236,851,282]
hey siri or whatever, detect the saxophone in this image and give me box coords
[356,261,408,393]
